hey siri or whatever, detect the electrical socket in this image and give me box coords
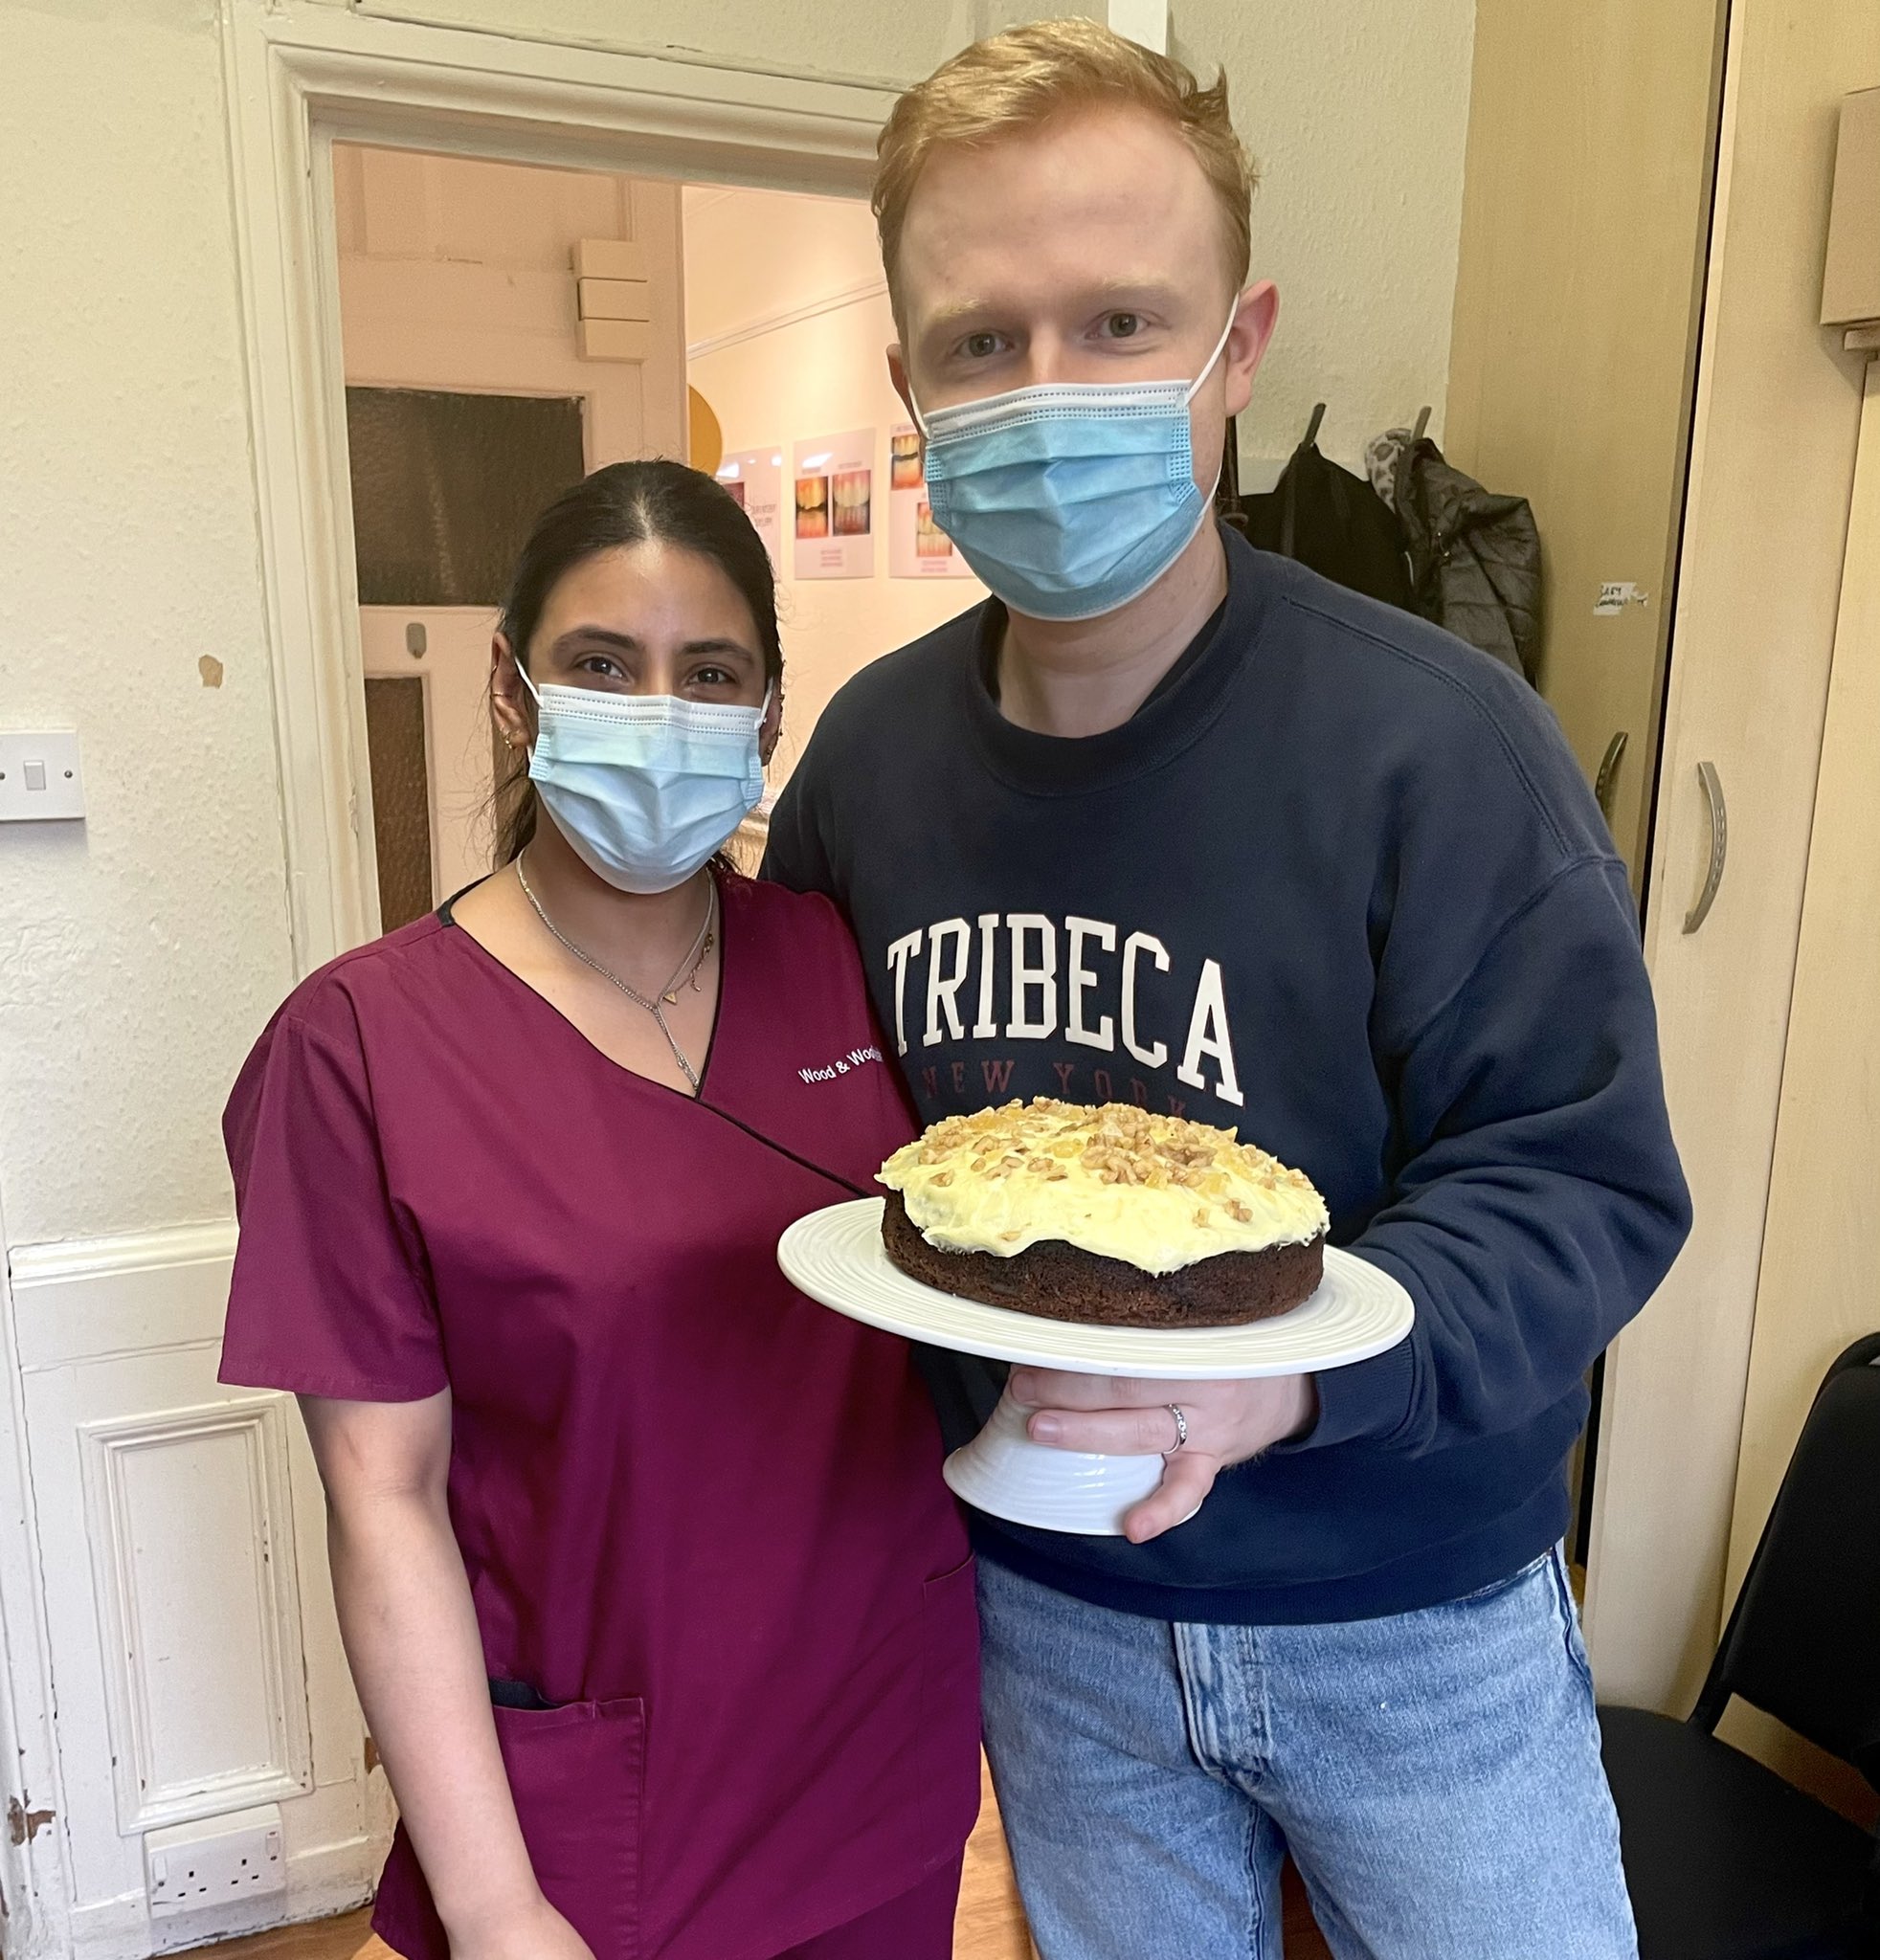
[145,1803,286,1919]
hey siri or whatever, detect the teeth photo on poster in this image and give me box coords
[887,423,978,581]
[794,429,875,580]
[715,448,784,569]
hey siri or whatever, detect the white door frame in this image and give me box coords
[221,0,895,977]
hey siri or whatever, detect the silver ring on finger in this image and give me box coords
[1165,1403,1189,1455]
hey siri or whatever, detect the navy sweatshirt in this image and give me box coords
[763,527,1691,1624]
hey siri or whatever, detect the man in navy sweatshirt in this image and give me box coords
[763,21,1690,1958]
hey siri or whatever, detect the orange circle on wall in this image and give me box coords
[687,387,724,476]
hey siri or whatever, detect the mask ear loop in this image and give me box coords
[1184,299,1244,408]
[505,655,542,765]
[1183,299,1244,512]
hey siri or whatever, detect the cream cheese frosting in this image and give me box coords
[879,1098,1329,1275]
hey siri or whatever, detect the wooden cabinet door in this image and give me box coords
[1444,0,1727,893]
[1582,1,1880,1712]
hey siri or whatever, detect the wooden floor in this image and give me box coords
[201,1758,1332,1959]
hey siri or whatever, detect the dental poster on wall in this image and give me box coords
[793,429,874,579]
[715,448,784,570]
[887,423,976,580]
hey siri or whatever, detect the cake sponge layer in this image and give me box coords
[881,1191,1324,1326]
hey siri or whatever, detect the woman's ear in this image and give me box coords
[759,683,784,767]
[491,635,533,752]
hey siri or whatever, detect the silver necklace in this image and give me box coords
[515,853,717,1092]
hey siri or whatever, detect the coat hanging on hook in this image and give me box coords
[1231,401,1417,613]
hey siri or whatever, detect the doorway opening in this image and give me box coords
[330,145,987,929]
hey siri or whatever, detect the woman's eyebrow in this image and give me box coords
[548,626,640,657]
[678,637,759,659]
[548,627,757,662]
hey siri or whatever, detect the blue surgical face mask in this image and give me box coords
[516,667,770,894]
[912,304,1240,622]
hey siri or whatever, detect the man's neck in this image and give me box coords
[996,523,1229,738]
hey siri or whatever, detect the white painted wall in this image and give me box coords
[0,0,297,1254]
[1183,0,1477,479]
[684,188,987,772]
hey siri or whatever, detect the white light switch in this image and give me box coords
[0,731,85,822]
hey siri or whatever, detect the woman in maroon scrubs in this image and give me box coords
[219,462,979,1960]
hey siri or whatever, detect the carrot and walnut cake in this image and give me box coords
[877,1098,1329,1327]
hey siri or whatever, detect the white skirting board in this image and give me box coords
[70,1837,373,1960]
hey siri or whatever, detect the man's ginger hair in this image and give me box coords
[873,18,1257,316]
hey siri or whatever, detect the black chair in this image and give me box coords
[1600,1332,1880,1958]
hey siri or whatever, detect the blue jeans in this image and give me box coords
[978,1548,1636,1959]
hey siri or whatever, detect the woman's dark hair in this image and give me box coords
[491,457,784,866]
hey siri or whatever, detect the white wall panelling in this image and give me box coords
[11,1228,374,1960]
[79,1398,312,1836]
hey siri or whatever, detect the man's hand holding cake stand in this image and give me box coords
[1009,1364,1319,1543]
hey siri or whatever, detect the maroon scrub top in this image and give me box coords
[218,875,979,1960]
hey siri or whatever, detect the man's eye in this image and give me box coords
[1103,312,1143,339]
[963,332,1003,359]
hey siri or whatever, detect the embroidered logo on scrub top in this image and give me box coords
[798,1044,886,1084]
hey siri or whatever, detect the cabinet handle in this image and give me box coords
[1595,730,1628,820]
[1682,761,1727,934]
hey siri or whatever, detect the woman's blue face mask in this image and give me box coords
[516,663,770,894]
[911,303,1240,623]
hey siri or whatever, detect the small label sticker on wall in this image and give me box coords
[1595,582,1648,615]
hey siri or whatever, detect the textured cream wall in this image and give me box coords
[0,0,1473,1252]
[1180,0,1478,476]
[0,0,296,1250]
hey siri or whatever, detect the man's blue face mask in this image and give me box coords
[911,302,1240,623]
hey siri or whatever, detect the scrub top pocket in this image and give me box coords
[494,1696,646,1960]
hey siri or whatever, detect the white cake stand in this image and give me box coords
[777,1196,1414,1537]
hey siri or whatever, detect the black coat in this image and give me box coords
[1390,437,1543,681]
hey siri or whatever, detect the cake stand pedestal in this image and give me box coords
[778,1197,1414,1537]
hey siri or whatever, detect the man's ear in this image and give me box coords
[886,343,917,424]
[1222,280,1279,420]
